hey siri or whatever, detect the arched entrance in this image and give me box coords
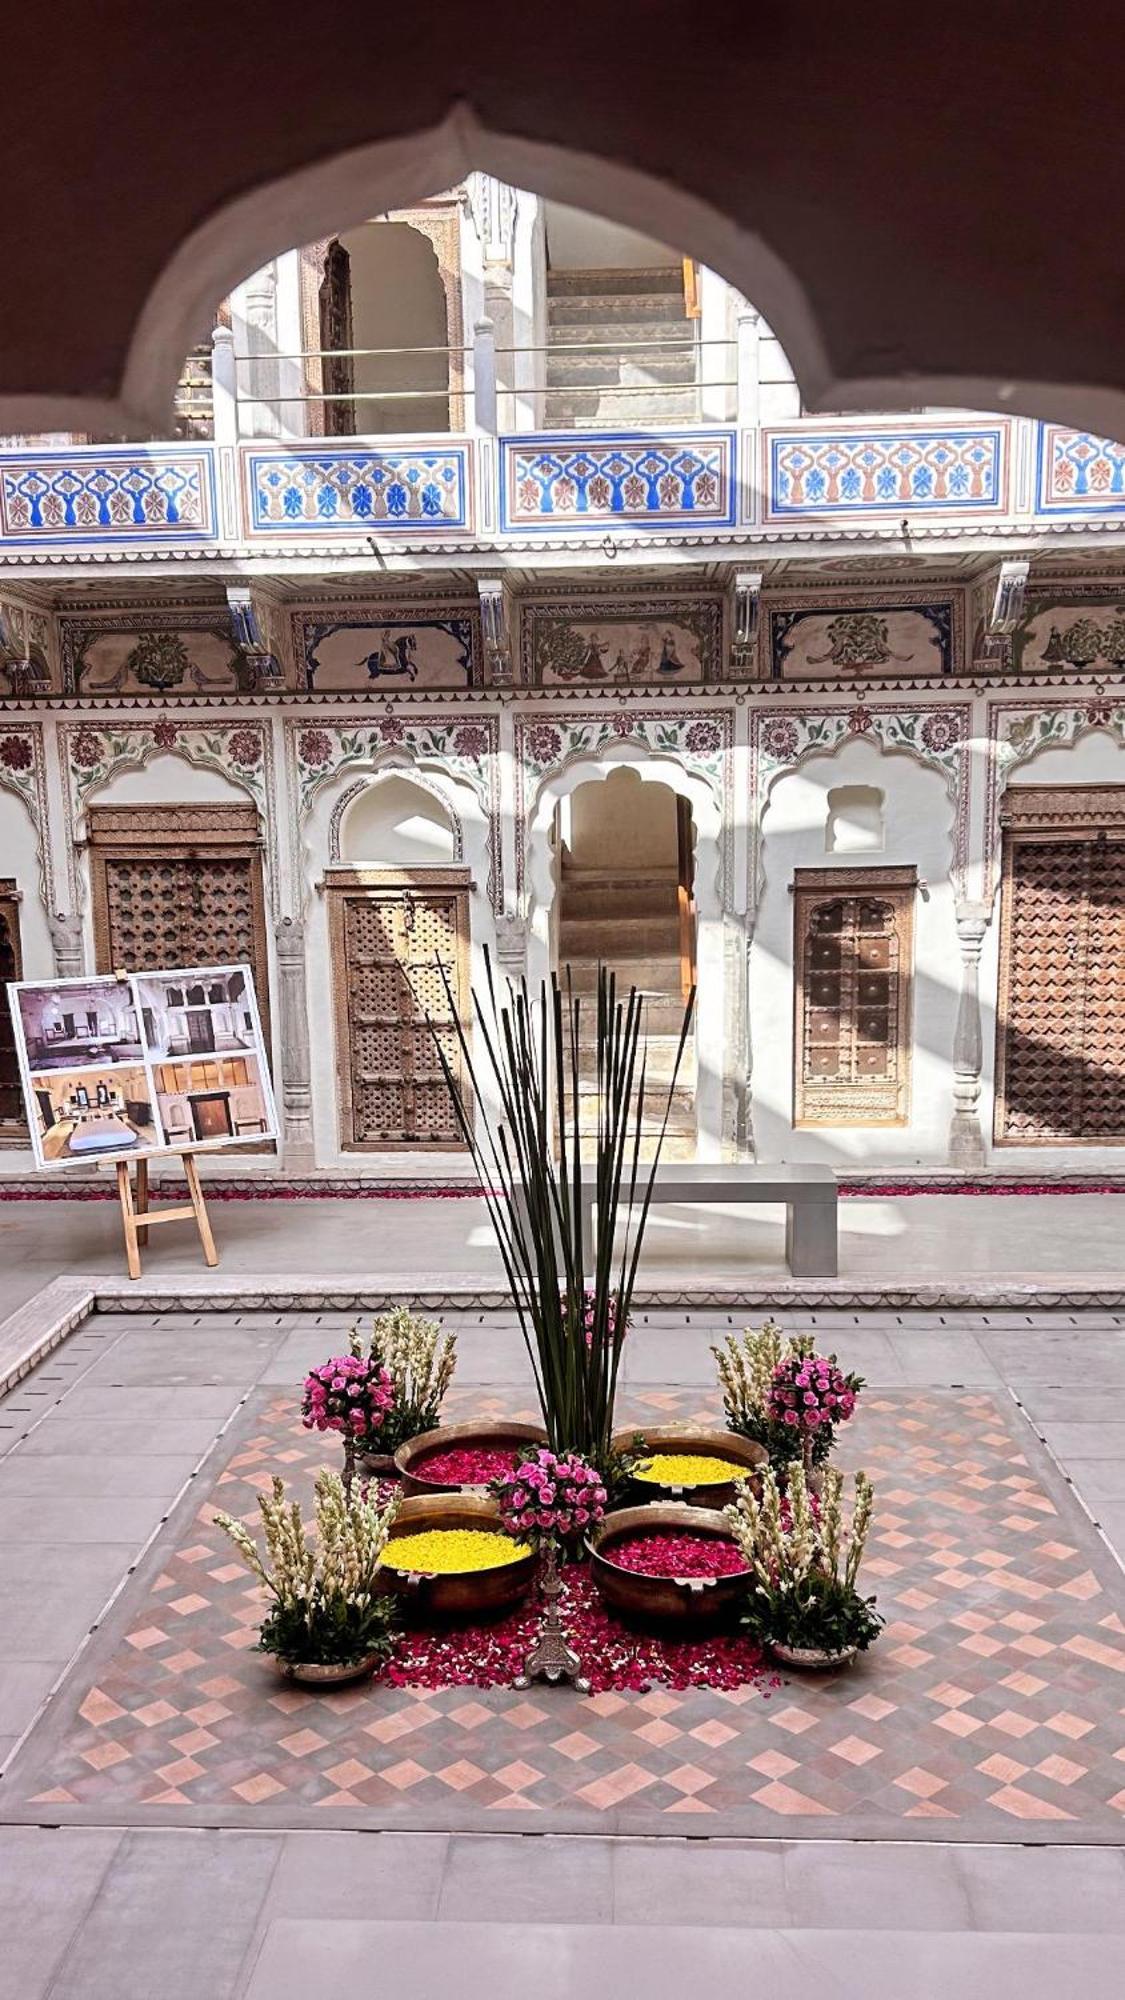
[555,766,696,1157]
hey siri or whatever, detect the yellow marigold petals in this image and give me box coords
[634,1452,751,1487]
[380,1527,532,1575]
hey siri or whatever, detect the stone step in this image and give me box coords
[562,991,693,1037]
[546,265,684,298]
[546,316,694,348]
[560,876,681,920]
[562,954,683,996]
[546,352,697,390]
[558,914,683,957]
[547,290,689,322]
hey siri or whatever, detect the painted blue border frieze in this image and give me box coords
[242,441,471,536]
[763,424,1009,520]
[499,431,737,532]
[1037,425,1125,514]
[0,447,216,545]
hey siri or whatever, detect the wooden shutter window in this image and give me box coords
[996,786,1125,1144]
[793,866,915,1127]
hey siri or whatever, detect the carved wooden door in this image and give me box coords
[996,829,1125,1142]
[794,869,915,1127]
[331,873,470,1149]
[88,805,270,1043]
[0,882,24,1133]
[319,239,356,436]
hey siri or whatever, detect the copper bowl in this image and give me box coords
[587,1503,751,1630]
[394,1419,548,1498]
[377,1492,538,1622]
[611,1425,768,1509]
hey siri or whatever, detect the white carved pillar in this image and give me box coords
[736,307,761,427]
[48,910,85,979]
[274,915,316,1171]
[948,901,991,1170]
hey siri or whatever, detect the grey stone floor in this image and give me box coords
[5,1188,1125,1323]
[0,1300,1122,1997]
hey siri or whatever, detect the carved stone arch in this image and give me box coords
[329,768,465,863]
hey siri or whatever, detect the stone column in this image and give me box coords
[948,902,991,1170]
[274,915,316,1173]
[48,910,85,979]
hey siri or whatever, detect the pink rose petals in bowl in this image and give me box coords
[395,1420,548,1497]
[588,1504,753,1631]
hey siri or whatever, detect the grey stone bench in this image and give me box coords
[513,1161,838,1281]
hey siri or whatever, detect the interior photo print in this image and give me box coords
[150,1053,273,1146]
[16,977,143,1071]
[133,965,259,1061]
[27,1063,159,1164]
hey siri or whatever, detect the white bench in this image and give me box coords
[513,1162,838,1281]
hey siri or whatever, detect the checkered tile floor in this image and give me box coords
[5,1386,1125,1838]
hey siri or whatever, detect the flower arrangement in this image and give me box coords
[713,1320,863,1470]
[215,1469,400,1670]
[606,1529,750,1579]
[767,1352,858,1477]
[493,1447,608,1545]
[633,1451,754,1490]
[725,1462,882,1660]
[353,1307,458,1455]
[580,1287,630,1350]
[301,1351,395,1452]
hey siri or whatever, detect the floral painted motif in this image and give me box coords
[452,724,489,760]
[609,711,637,737]
[846,705,875,735]
[152,719,179,751]
[920,711,961,753]
[298,727,334,768]
[0,733,32,771]
[683,720,722,757]
[523,723,563,766]
[226,727,264,769]
[70,729,102,770]
[760,718,799,764]
[378,718,407,744]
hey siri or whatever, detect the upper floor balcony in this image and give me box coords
[2,183,1125,563]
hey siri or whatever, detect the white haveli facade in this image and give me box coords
[2,178,1125,1179]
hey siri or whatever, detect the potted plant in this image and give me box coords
[725,1462,882,1668]
[301,1349,395,1491]
[215,1468,400,1685]
[431,953,694,1470]
[493,1446,608,1687]
[713,1321,863,1475]
[350,1307,458,1473]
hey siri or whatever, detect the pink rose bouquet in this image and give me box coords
[766,1353,859,1471]
[493,1447,608,1546]
[302,1353,394,1445]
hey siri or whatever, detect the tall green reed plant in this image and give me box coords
[432,951,693,1465]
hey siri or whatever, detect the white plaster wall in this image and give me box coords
[751,738,958,1163]
[980,729,1125,1164]
[338,221,449,433]
[542,202,680,269]
[340,775,458,866]
[303,762,498,1171]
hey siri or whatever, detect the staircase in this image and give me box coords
[557,866,696,1160]
[544,267,699,429]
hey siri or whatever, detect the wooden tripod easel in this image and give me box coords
[114,1151,218,1281]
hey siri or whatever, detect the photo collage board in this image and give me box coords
[6,963,278,1171]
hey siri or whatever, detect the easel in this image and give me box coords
[113,1150,219,1281]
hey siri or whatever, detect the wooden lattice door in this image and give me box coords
[996,790,1125,1143]
[319,239,356,436]
[88,805,270,1042]
[0,881,25,1134]
[330,870,470,1149]
[793,867,915,1127]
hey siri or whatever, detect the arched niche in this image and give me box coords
[315,218,453,434]
[334,772,460,866]
[525,742,725,1158]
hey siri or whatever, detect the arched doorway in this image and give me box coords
[316,219,452,434]
[555,766,696,1156]
[328,773,471,1150]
